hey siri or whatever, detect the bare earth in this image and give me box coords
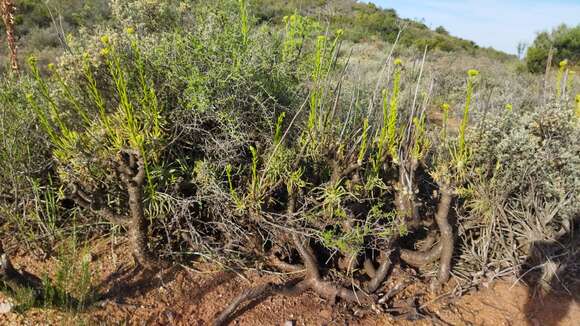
[1,239,578,326]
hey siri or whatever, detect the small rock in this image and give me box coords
[284,320,296,326]
[0,302,14,314]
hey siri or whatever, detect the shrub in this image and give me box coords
[19,1,482,314]
[458,102,579,287]
[0,76,55,248]
[22,0,312,266]
[435,26,449,35]
[526,24,580,73]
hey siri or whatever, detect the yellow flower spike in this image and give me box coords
[505,103,513,111]
[556,60,568,98]
[441,103,450,112]
[100,48,110,57]
[468,69,480,77]
[335,29,344,37]
[576,94,580,119]
[100,35,110,44]
[394,58,403,66]
[126,27,135,35]
[47,63,55,71]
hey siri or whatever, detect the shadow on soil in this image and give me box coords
[99,265,181,303]
[189,270,236,305]
[522,215,579,326]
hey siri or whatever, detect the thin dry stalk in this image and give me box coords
[0,0,18,73]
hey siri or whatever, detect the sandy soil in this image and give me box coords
[0,239,578,326]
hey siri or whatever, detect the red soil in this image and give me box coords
[0,239,578,325]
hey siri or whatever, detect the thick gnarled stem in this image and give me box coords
[70,149,155,270]
[291,233,371,304]
[395,178,455,291]
[117,149,155,269]
[367,253,393,293]
[400,242,443,267]
[432,188,454,289]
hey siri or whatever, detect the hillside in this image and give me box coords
[0,0,515,75]
[250,0,514,60]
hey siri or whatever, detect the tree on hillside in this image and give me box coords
[526,24,580,73]
[435,25,449,35]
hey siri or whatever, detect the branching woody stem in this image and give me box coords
[432,188,454,289]
[400,242,443,267]
[70,149,155,269]
[1,0,19,73]
[367,251,393,293]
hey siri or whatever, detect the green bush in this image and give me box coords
[0,76,54,247]
[19,0,313,262]
[458,102,579,282]
[526,24,580,73]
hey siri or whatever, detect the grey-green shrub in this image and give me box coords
[457,102,579,284]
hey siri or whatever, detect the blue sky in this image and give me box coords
[367,0,580,54]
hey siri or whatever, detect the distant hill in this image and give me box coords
[0,0,515,75]
[250,0,514,61]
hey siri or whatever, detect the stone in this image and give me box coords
[0,302,14,314]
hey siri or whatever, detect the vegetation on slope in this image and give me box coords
[0,0,517,75]
[250,0,513,60]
